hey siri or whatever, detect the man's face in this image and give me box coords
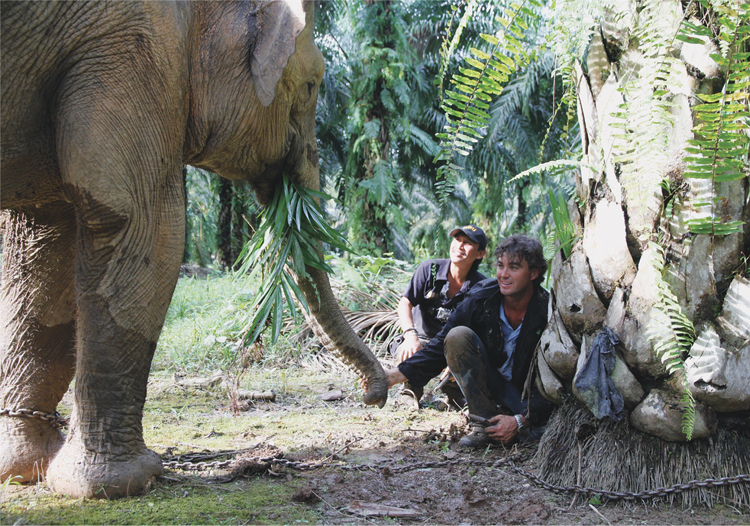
[450,233,485,267]
[496,253,540,299]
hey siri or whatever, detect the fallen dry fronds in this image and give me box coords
[535,399,750,509]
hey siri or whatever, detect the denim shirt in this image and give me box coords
[498,301,522,382]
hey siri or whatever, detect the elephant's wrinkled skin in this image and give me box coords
[0,0,387,498]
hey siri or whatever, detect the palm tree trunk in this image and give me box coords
[535,1,750,505]
[217,177,233,270]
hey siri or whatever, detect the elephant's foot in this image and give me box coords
[46,433,163,498]
[0,416,65,483]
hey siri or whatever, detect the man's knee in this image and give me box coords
[444,326,480,364]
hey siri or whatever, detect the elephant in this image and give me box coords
[0,0,388,498]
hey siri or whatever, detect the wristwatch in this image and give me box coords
[514,414,525,430]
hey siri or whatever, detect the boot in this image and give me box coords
[439,381,466,410]
[459,424,494,448]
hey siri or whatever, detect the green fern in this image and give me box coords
[234,175,350,346]
[646,242,698,441]
[435,0,478,99]
[681,4,750,237]
[509,158,585,181]
[434,0,542,206]
[609,0,690,218]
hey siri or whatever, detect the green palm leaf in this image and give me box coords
[234,175,351,346]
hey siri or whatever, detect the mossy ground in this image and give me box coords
[3,367,748,525]
[0,367,468,525]
[2,479,318,525]
[2,275,749,524]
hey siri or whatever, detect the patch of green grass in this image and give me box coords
[153,274,314,376]
[141,368,415,456]
[1,477,322,525]
[4,368,449,526]
[153,274,255,375]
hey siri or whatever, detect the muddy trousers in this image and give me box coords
[444,326,527,420]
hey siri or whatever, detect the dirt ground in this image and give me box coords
[219,403,749,524]
[2,366,749,525]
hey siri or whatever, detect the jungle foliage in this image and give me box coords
[181,0,749,355]
[182,0,748,271]
[182,0,575,271]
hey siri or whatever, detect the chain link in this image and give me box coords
[162,459,236,471]
[0,407,69,429]
[162,449,750,502]
[505,462,750,500]
[161,452,523,473]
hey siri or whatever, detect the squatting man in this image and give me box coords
[391,225,488,407]
[381,235,555,447]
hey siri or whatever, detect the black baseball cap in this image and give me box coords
[449,225,487,251]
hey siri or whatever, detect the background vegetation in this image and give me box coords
[181,0,577,276]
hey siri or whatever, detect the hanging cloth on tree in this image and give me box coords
[574,326,624,421]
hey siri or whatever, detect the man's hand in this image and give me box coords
[360,367,407,391]
[396,332,423,362]
[485,414,528,444]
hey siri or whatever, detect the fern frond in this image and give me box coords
[646,242,698,441]
[433,0,542,208]
[682,4,750,237]
[509,158,584,182]
[609,0,689,217]
[435,0,478,98]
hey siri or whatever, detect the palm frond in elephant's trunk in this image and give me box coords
[295,265,388,408]
[234,174,388,407]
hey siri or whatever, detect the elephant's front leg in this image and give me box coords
[45,174,185,499]
[0,205,77,484]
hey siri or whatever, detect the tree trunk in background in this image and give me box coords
[231,182,259,270]
[217,177,233,270]
[344,0,400,256]
[514,178,528,231]
[217,180,257,271]
[181,166,190,264]
[535,0,750,505]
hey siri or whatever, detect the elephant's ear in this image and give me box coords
[251,0,307,107]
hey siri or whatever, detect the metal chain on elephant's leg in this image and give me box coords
[0,407,69,429]
[161,448,750,502]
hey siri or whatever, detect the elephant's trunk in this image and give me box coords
[297,265,388,407]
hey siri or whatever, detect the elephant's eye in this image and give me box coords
[306,81,315,99]
[297,81,316,108]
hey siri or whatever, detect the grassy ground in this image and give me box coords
[2,273,749,525]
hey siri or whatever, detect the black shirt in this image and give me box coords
[403,258,487,339]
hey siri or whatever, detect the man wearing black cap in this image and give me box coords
[390,225,488,406]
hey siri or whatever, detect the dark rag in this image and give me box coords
[574,326,624,421]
